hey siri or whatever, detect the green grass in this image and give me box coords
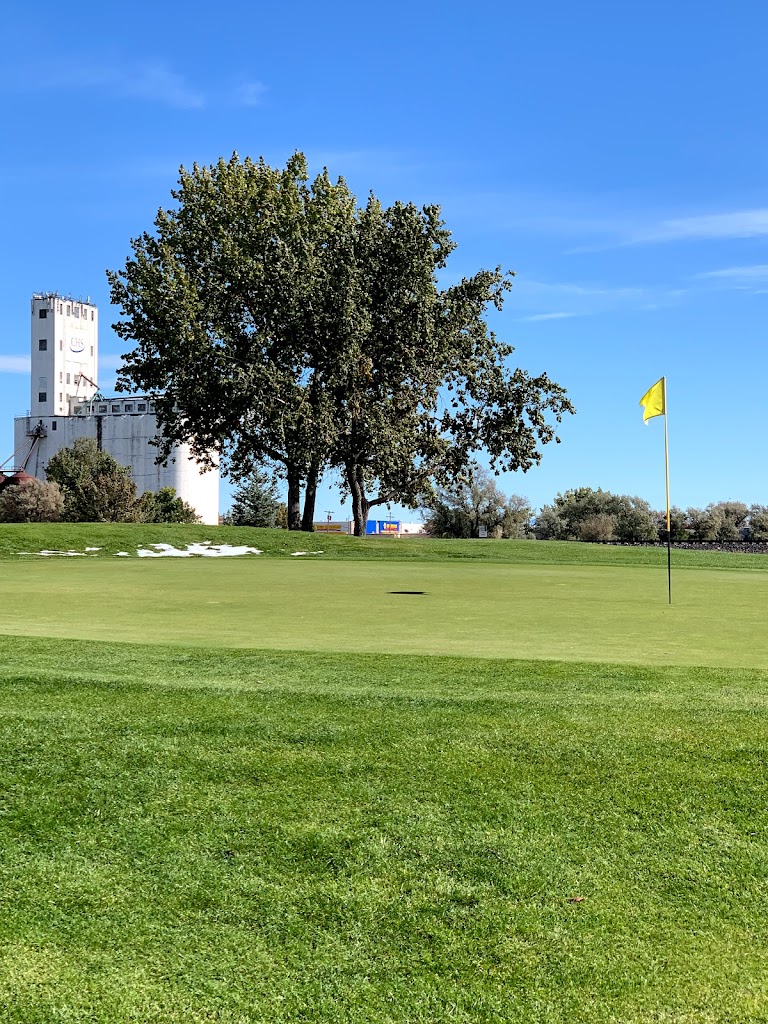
[0,556,767,667]
[2,531,768,1021]
[2,637,768,1022]
[2,521,768,570]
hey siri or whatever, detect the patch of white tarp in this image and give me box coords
[136,543,263,558]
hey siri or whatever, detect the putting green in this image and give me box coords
[2,558,767,668]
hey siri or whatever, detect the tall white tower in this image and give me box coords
[30,293,99,417]
[15,291,219,524]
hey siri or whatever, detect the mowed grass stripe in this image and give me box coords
[1,557,767,668]
[1,639,768,1022]
[3,522,768,571]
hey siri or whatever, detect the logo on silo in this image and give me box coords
[69,336,85,353]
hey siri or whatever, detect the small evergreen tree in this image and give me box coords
[227,471,282,527]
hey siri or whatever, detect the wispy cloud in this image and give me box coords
[0,356,30,373]
[18,60,205,109]
[7,58,273,112]
[693,263,768,293]
[521,312,581,322]
[629,209,768,245]
[233,80,267,107]
[510,276,686,319]
[521,281,646,301]
[696,264,768,281]
[448,190,768,252]
[568,207,768,252]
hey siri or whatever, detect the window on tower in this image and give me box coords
[38,392,47,403]
[38,339,47,351]
[39,309,47,319]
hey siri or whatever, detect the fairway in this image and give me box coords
[2,531,768,1023]
[1,556,767,667]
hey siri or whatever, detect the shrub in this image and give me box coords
[577,514,616,543]
[0,478,64,523]
[137,487,200,523]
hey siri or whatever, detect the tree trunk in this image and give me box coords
[301,460,321,532]
[347,463,370,537]
[287,465,301,531]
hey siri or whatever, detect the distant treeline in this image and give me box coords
[533,489,768,544]
[422,477,768,544]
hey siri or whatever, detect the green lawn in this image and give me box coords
[1,531,767,1022]
[2,521,768,571]
[0,556,767,667]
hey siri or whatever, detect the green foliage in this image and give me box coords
[109,152,573,537]
[535,487,657,543]
[749,505,768,541]
[45,440,199,525]
[0,478,64,523]
[663,505,690,542]
[423,465,532,538]
[275,502,289,529]
[226,470,283,527]
[45,438,139,523]
[532,504,566,540]
[136,486,200,523]
[577,512,616,543]
[686,502,749,543]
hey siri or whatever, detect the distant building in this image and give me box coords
[312,520,427,536]
[11,293,219,524]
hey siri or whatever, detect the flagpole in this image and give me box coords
[663,376,671,605]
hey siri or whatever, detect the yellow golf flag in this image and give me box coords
[639,377,665,423]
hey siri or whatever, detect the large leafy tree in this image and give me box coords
[308,195,573,534]
[45,439,139,523]
[108,153,349,530]
[109,152,574,536]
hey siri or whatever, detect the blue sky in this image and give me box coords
[2,0,767,519]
